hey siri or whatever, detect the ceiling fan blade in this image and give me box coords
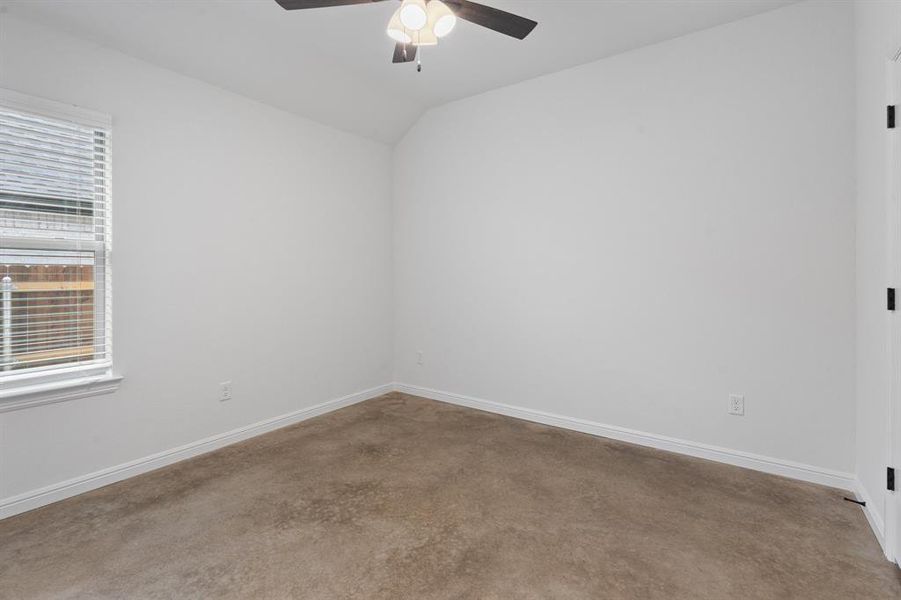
[275,0,388,9]
[392,42,417,63]
[445,0,537,40]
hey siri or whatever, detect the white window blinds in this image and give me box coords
[0,93,112,382]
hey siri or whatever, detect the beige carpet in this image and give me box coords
[1,392,899,599]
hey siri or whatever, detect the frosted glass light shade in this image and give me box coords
[386,9,412,44]
[412,25,437,46]
[399,0,428,31]
[427,0,456,38]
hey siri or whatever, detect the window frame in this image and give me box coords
[0,88,119,411]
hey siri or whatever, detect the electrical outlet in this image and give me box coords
[220,381,233,402]
[728,394,744,416]
[417,351,424,366]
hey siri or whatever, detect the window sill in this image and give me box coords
[0,373,123,413]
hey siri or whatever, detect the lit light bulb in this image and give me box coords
[427,0,456,38]
[399,0,428,31]
[386,8,411,44]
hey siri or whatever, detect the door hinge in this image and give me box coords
[889,288,896,311]
[889,105,896,129]
[889,467,896,491]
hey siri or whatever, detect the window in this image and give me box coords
[0,89,116,406]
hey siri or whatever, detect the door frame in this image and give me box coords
[886,50,901,565]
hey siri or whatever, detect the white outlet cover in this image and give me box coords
[728,394,745,416]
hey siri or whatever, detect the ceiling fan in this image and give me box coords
[274,0,538,71]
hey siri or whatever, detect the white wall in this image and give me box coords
[854,0,901,549]
[394,0,856,474]
[0,15,393,501]
[0,1,867,516]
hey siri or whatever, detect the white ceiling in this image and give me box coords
[1,0,798,144]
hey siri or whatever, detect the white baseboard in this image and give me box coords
[853,480,887,558]
[3,381,873,549]
[0,383,393,520]
[394,382,856,491]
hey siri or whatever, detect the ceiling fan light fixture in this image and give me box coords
[273,0,539,71]
[387,8,412,44]
[399,0,428,31]
[427,0,456,38]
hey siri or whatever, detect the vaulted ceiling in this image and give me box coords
[1,0,798,143]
